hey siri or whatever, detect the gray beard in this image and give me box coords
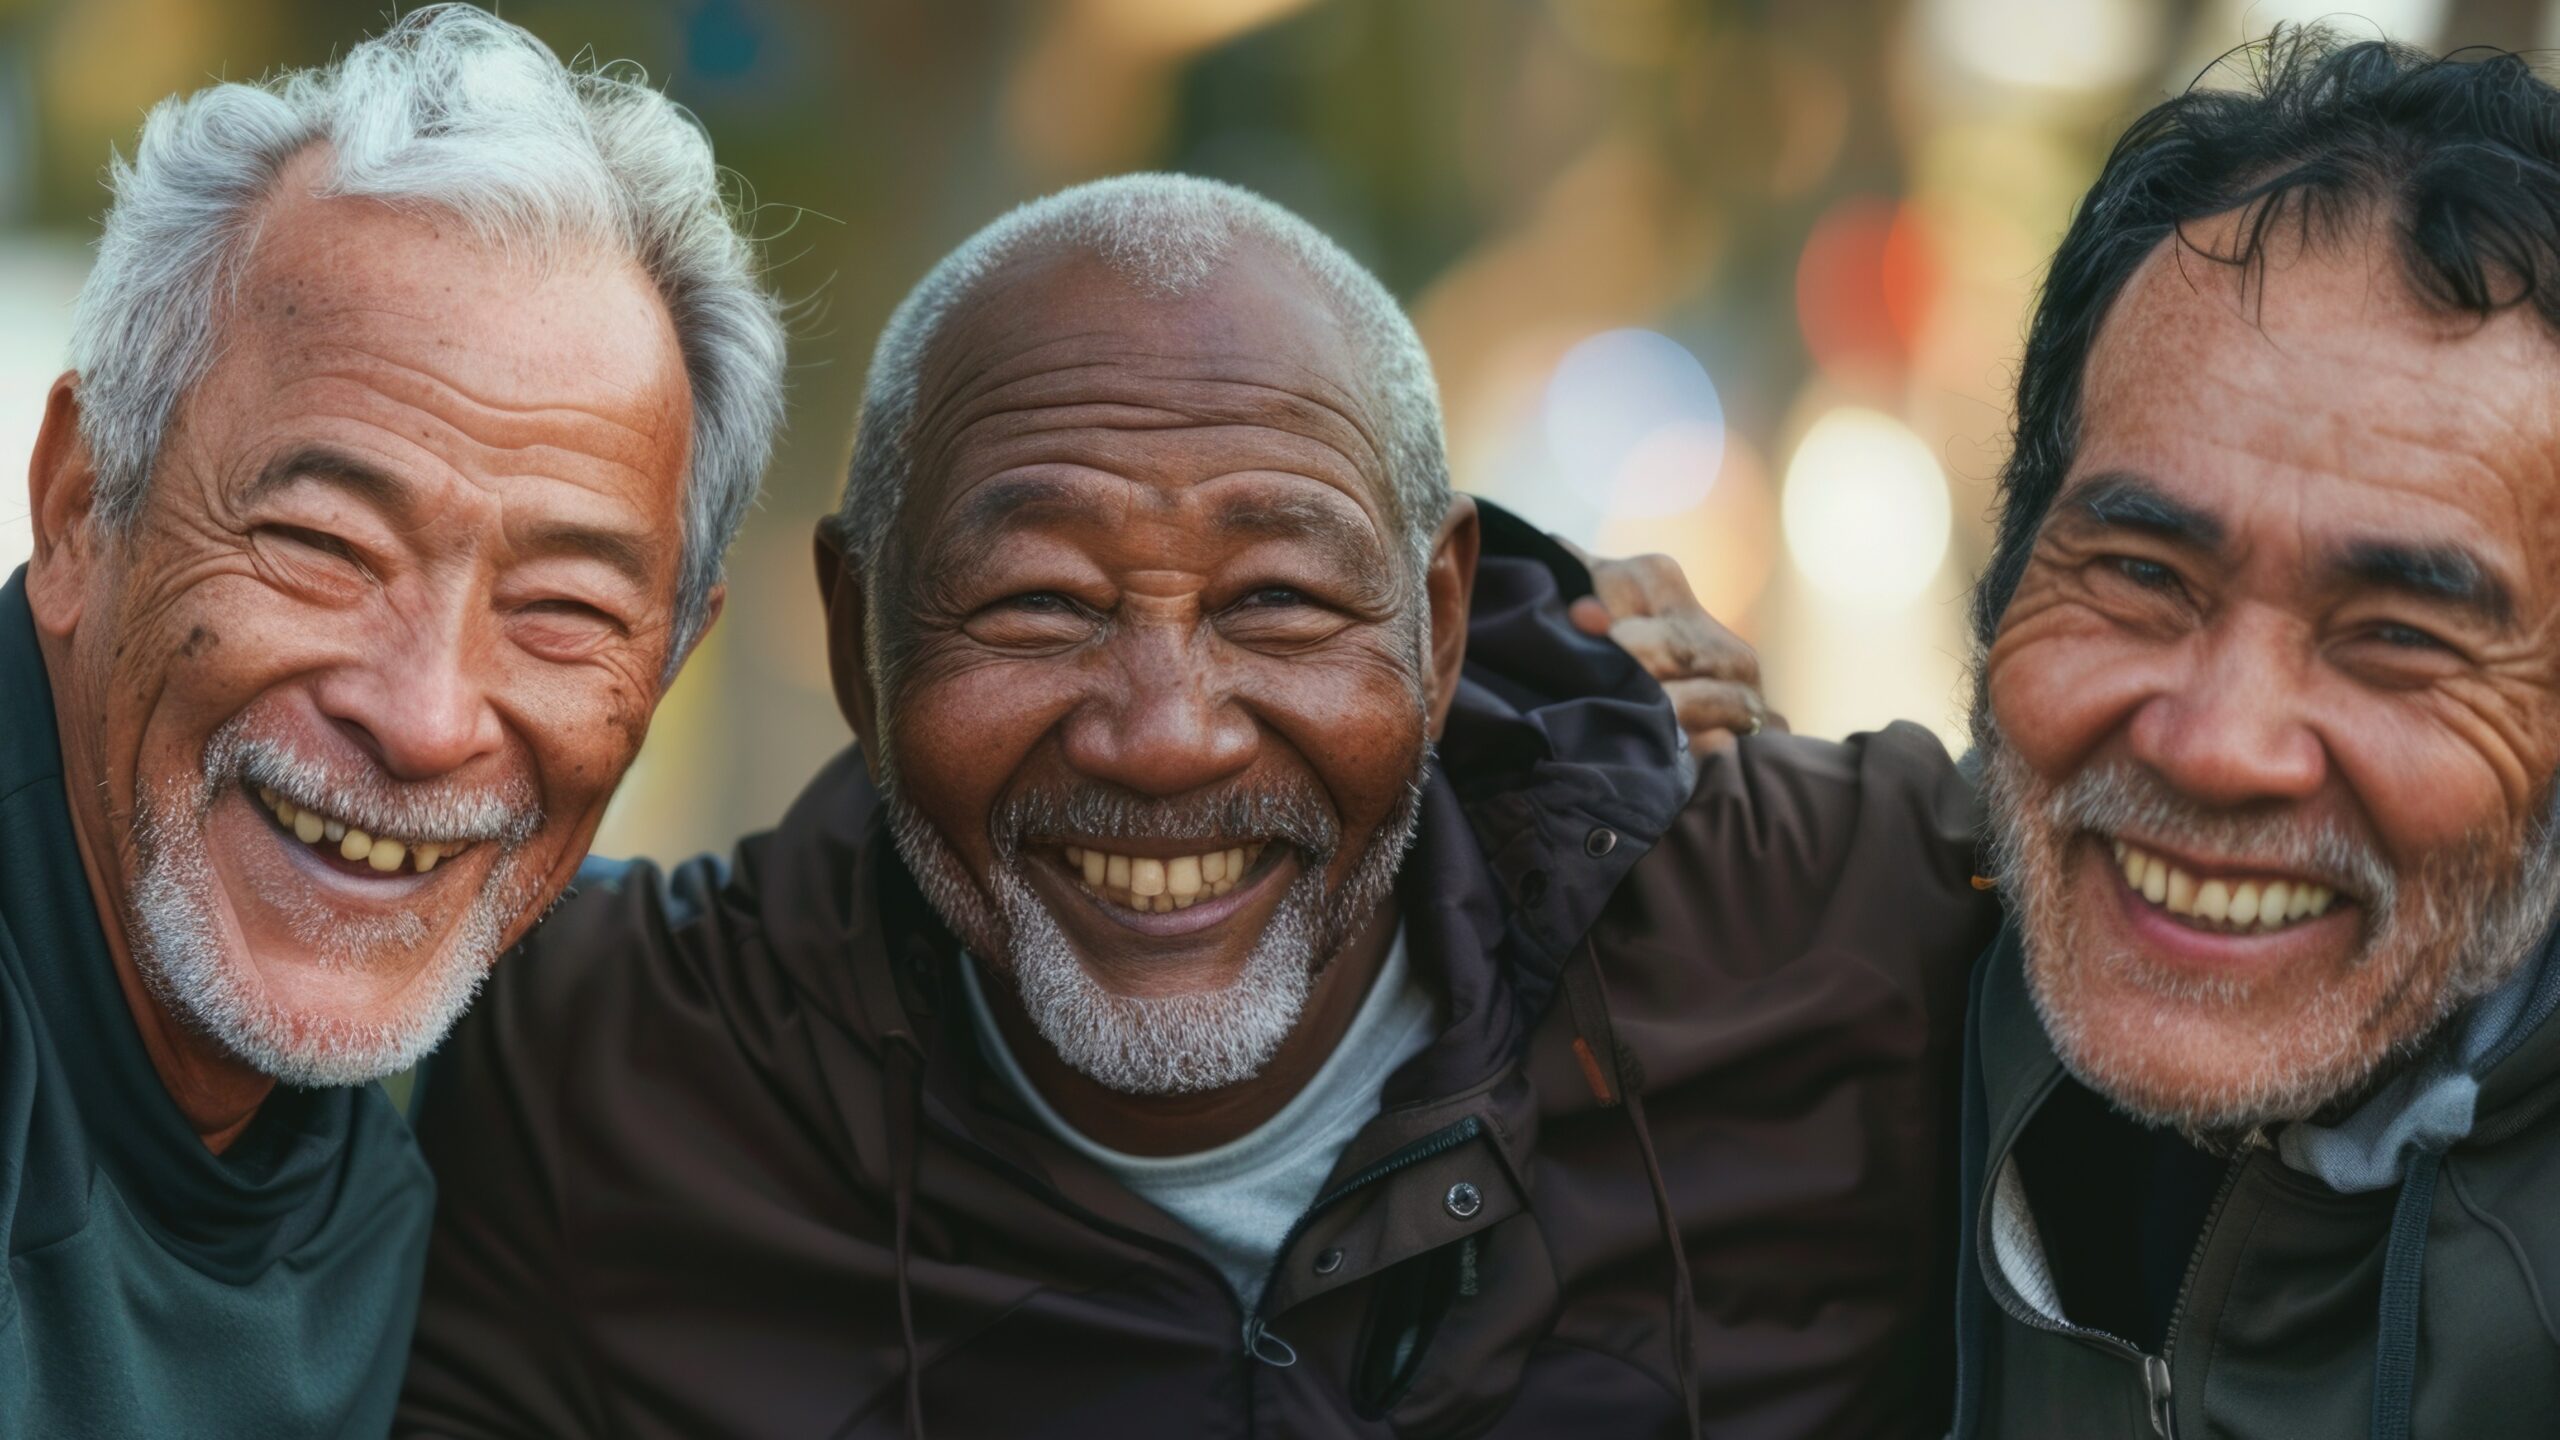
[1982,731,2560,1140]
[125,715,543,1088]
[882,764,1427,1097]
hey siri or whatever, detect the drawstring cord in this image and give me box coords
[1564,942,1702,1440]
[2370,1148,2442,1440]
[884,1033,929,1440]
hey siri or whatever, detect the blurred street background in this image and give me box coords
[0,0,2542,863]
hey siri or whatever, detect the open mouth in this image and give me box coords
[2107,835,2344,936]
[251,781,474,878]
[1055,842,1274,915]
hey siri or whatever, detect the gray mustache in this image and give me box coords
[2046,760,2395,913]
[206,723,541,847]
[994,781,1339,861]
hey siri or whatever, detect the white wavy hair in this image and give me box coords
[835,173,1451,627]
[68,3,787,666]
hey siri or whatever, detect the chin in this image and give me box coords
[127,803,536,1089]
[2029,953,2395,1136]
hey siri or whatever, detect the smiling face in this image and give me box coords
[836,246,1467,1096]
[27,166,696,1086]
[1983,217,2560,1135]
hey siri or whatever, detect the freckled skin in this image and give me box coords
[1987,214,2560,1107]
[22,151,700,1149]
[817,247,1478,1154]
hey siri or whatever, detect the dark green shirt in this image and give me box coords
[0,568,433,1438]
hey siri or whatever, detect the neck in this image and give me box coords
[985,900,1400,1157]
[50,691,273,1156]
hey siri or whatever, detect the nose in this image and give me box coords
[2125,610,2326,809]
[1059,627,1257,799]
[309,604,504,781]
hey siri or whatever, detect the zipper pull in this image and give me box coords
[2144,1354,2174,1437]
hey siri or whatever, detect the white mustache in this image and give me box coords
[202,719,541,847]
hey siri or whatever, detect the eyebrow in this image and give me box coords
[928,475,1112,579]
[922,473,1396,599]
[244,445,659,589]
[1210,491,1389,581]
[243,446,414,517]
[2056,471,2228,551]
[2332,540,2515,629]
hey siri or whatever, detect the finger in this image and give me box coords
[1612,615,1759,684]
[1624,552,1703,617]
[1665,679,1769,742]
[1568,595,1614,637]
[1585,553,1666,620]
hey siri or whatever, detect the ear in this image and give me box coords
[814,519,885,783]
[25,373,105,640]
[1422,495,1480,742]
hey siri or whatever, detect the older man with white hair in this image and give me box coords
[404,173,1991,1440]
[0,6,783,1434]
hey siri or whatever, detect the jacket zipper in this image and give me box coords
[1975,1122,2248,1437]
[1240,1114,1486,1365]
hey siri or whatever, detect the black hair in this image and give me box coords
[1973,27,2560,661]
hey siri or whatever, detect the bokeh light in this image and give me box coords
[1542,328,1725,515]
[1780,408,1952,610]
[1923,0,2161,95]
[1795,197,1936,388]
[1596,434,1777,631]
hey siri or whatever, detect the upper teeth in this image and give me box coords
[2111,838,2334,933]
[1063,843,1266,914]
[257,784,466,875]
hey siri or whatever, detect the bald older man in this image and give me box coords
[402,176,1990,1440]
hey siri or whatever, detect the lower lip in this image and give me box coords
[1038,849,1294,938]
[2092,838,2356,981]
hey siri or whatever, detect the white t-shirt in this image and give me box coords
[959,929,1440,1311]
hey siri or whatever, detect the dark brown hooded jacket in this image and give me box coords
[398,517,1995,1439]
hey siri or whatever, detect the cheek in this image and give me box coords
[1986,601,2169,777]
[2320,692,2546,862]
[512,667,660,822]
[1247,650,1428,830]
[892,664,1060,854]
[111,575,333,770]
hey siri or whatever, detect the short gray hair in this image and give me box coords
[836,173,1450,601]
[69,2,786,663]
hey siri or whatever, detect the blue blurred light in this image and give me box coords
[1540,328,1725,515]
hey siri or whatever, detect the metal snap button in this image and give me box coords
[1584,827,1618,857]
[1313,1248,1344,1275]
[1445,1181,1483,1219]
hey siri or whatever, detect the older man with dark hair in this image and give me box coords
[1957,32,2560,1437]
[0,7,784,1434]
[403,174,1992,1439]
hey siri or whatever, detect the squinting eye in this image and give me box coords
[259,524,361,566]
[1239,587,1312,608]
[2111,556,2179,590]
[2371,622,2447,652]
[521,599,619,626]
[1004,592,1079,613]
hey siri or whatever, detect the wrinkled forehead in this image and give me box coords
[902,244,1395,530]
[2060,220,2560,580]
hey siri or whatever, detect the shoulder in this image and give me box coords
[1651,722,1981,906]
[413,847,759,1178]
[1607,722,1994,1013]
